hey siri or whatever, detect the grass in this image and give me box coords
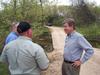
[0,63,9,75]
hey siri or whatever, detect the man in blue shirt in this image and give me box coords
[62,18,94,75]
[5,22,19,45]
[0,21,49,75]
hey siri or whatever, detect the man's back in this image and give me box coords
[1,36,49,75]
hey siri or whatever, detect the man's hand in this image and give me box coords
[72,60,81,68]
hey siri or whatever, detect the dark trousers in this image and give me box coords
[62,61,80,75]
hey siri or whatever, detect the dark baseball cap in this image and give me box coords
[17,21,31,33]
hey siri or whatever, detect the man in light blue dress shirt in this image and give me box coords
[0,22,49,75]
[62,18,94,75]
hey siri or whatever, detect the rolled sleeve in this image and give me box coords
[78,36,94,63]
[35,45,49,70]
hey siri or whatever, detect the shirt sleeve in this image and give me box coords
[0,46,8,64]
[78,36,94,63]
[35,45,49,70]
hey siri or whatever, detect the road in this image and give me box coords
[41,26,100,75]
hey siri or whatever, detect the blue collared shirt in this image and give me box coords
[64,31,94,63]
[5,32,19,45]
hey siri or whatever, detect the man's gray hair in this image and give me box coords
[63,18,75,25]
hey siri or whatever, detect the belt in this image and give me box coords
[64,59,74,64]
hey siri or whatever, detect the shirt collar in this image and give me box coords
[11,32,19,36]
[18,36,32,41]
[67,31,76,38]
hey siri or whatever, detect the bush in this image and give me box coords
[52,16,64,26]
[32,22,53,52]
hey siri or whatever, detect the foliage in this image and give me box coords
[0,63,9,75]
[32,22,53,52]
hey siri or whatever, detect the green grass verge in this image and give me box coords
[0,63,9,75]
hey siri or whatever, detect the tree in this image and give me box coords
[70,0,96,25]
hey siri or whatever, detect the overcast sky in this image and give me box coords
[0,0,100,9]
[49,0,100,5]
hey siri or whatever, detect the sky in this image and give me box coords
[0,0,100,9]
[49,0,100,6]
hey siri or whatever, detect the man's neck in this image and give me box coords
[20,34,31,39]
[67,30,75,36]
[19,35,32,41]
